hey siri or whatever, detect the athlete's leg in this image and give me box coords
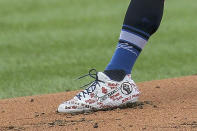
[105,0,164,81]
[58,0,165,113]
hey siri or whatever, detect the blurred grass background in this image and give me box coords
[0,0,196,99]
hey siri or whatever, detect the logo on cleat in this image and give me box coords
[102,87,108,94]
[121,82,133,95]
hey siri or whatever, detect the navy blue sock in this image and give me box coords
[105,0,164,80]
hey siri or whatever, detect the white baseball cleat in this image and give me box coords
[58,69,140,113]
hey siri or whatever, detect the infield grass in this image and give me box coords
[0,0,197,99]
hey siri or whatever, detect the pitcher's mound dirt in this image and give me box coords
[0,76,197,131]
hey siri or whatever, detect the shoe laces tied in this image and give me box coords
[76,69,104,100]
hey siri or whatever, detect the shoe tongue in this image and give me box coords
[97,72,111,82]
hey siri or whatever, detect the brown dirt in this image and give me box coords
[0,76,197,131]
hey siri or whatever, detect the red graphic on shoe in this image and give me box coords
[98,102,103,106]
[90,93,95,98]
[110,93,120,100]
[110,93,123,101]
[108,83,118,89]
[85,99,96,104]
[122,94,139,103]
[71,106,77,109]
[102,87,108,94]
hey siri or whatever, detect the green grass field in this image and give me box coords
[0,0,196,99]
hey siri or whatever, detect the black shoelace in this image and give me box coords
[75,69,104,100]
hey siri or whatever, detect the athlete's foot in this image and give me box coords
[57,69,140,113]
